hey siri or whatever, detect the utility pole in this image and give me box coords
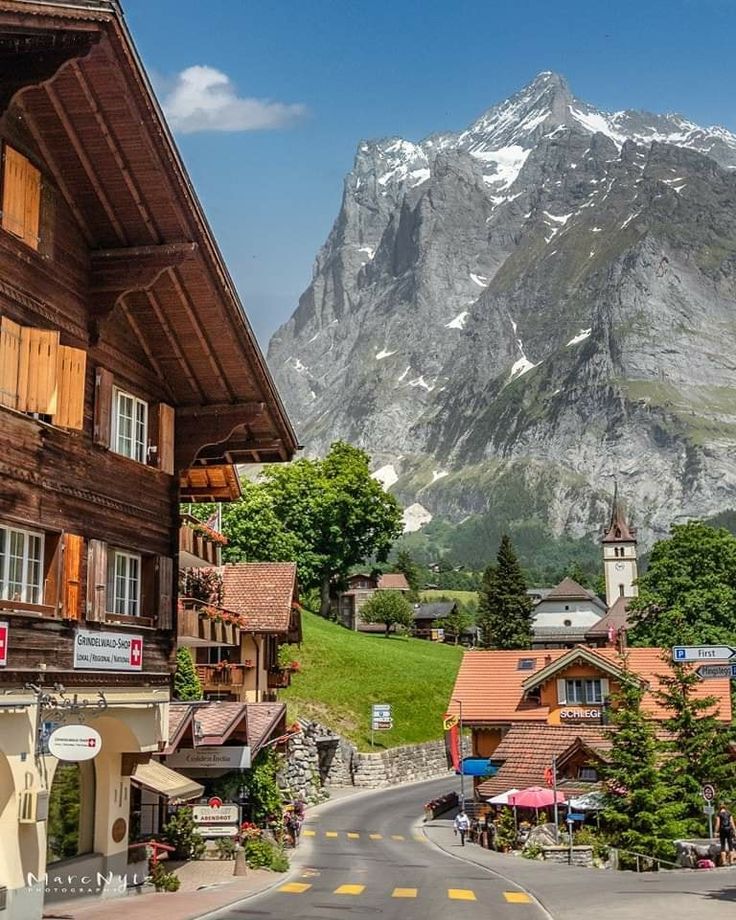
[451,697,465,808]
[552,755,559,843]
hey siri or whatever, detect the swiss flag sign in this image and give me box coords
[0,621,8,667]
[129,637,143,669]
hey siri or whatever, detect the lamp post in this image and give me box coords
[451,697,465,808]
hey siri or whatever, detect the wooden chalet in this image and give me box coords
[0,1,297,917]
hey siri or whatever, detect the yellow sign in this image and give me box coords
[443,714,459,731]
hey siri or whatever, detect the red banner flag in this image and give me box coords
[443,713,460,771]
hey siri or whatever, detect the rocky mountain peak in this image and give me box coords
[269,73,736,560]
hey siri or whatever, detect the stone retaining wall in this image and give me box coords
[282,720,450,797]
[352,739,450,788]
[541,845,594,867]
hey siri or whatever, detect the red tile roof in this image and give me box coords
[377,573,410,590]
[164,701,286,754]
[477,723,611,797]
[586,597,631,638]
[450,646,732,724]
[222,562,298,633]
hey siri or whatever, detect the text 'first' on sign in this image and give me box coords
[672,645,736,662]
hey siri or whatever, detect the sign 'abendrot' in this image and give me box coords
[73,629,143,671]
[0,621,7,667]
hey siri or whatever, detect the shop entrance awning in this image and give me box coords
[132,759,204,803]
[457,757,497,777]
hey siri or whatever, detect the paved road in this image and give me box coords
[208,777,546,920]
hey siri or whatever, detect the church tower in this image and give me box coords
[601,485,638,608]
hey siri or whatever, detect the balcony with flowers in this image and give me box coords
[177,567,243,648]
[179,513,228,567]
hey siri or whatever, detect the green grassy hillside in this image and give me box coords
[281,611,463,751]
[420,589,478,604]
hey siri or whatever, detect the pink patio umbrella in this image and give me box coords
[508,786,566,810]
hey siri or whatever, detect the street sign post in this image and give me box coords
[702,784,717,838]
[672,646,736,662]
[371,704,392,748]
[695,663,736,680]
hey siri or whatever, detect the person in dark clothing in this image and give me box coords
[716,803,735,866]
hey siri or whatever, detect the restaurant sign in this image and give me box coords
[167,746,251,770]
[73,630,143,671]
[559,708,602,721]
[193,805,240,824]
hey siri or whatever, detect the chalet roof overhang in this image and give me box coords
[521,646,632,696]
[0,0,298,467]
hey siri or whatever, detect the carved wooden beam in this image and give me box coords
[0,30,100,115]
[175,401,267,472]
[88,242,197,340]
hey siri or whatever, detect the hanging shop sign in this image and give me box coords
[73,630,143,671]
[47,724,102,761]
[167,746,251,770]
[193,804,240,824]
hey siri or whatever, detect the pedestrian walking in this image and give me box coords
[715,803,736,866]
[454,810,470,846]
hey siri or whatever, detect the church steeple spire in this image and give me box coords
[602,480,637,544]
[601,483,638,608]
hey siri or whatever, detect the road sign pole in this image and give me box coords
[708,809,714,841]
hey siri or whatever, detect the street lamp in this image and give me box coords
[451,697,465,808]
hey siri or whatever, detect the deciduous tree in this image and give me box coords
[360,590,415,637]
[629,522,736,647]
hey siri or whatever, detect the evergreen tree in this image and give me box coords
[173,647,203,701]
[601,666,684,867]
[476,535,533,649]
[654,655,736,835]
[394,549,421,593]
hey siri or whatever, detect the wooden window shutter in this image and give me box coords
[17,327,59,414]
[156,555,174,630]
[63,533,84,619]
[0,316,21,409]
[86,539,107,621]
[158,403,175,475]
[53,346,87,430]
[93,367,113,447]
[556,679,567,705]
[2,146,41,250]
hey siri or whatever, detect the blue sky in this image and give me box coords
[124,0,736,346]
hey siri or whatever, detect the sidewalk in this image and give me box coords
[422,816,736,920]
[42,784,368,920]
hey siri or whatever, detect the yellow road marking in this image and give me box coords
[391,834,405,841]
[302,830,316,837]
[392,887,418,898]
[413,834,425,841]
[504,892,532,903]
[279,882,311,894]
[369,833,382,840]
[325,831,338,838]
[334,884,365,895]
[347,832,360,839]
[448,889,477,901]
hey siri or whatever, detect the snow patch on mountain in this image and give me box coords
[566,328,592,347]
[402,502,433,533]
[372,463,399,489]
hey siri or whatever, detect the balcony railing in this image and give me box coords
[196,664,249,688]
[179,523,222,566]
[267,668,292,690]
[177,598,241,647]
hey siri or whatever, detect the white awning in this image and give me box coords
[486,788,520,805]
[131,760,204,803]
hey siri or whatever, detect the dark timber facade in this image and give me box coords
[0,2,297,916]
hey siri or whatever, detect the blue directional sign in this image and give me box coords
[672,645,736,662]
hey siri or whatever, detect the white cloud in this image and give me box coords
[162,65,306,134]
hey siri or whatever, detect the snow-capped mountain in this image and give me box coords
[268,72,736,556]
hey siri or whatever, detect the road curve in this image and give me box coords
[207,777,547,920]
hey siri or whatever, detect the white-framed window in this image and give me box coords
[108,549,141,616]
[0,524,44,604]
[564,678,603,704]
[112,388,148,463]
[579,767,598,782]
